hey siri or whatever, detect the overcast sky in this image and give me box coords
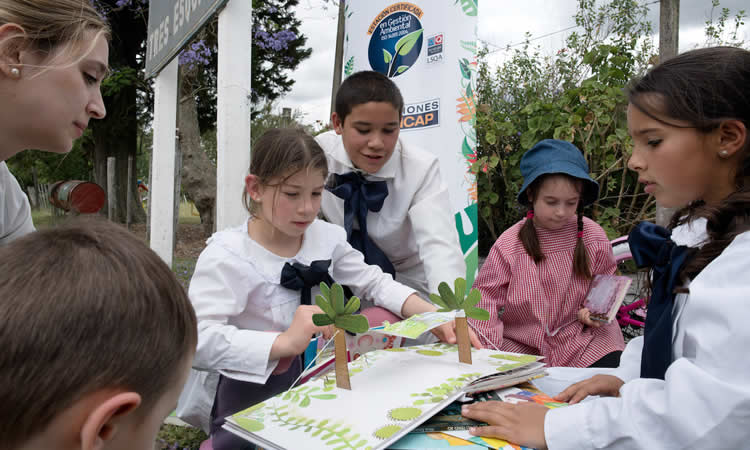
[279,0,749,126]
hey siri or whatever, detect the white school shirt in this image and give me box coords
[316,130,465,299]
[189,218,414,384]
[545,218,750,449]
[0,162,34,245]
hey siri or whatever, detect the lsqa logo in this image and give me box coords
[367,3,424,78]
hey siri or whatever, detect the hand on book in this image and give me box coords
[430,321,483,349]
[271,305,334,360]
[554,374,625,404]
[577,307,602,328]
[461,400,548,449]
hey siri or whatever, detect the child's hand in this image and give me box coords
[577,307,602,328]
[272,305,332,359]
[554,374,625,404]
[461,401,548,449]
[431,321,483,349]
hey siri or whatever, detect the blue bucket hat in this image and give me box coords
[517,139,599,206]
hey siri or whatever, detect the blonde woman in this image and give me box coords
[0,0,109,244]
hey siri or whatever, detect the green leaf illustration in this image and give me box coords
[335,314,369,334]
[332,283,346,314]
[344,56,355,77]
[459,58,471,80]
[343,296,360,314]
[300,396,311,407]
[383,49,393,64]
[429,293,448,309]
[464,288,481,308]
[310,394,337,400]
[454,278,467,306]
[457,0,478,16]
[437,282,459,309]
[396,65,409,74]
[315,294,336,320]
[312,314,334,326]
[465,306,490,321]
[395,29,423,56]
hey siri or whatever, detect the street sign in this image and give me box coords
[145,0,229,78]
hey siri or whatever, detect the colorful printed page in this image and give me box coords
[378,311,457,339]
[223,344,545,450]
[442,384,566,450]
[390,431,489,449]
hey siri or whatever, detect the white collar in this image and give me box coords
[672,217,708,248]
[327,134,401,179]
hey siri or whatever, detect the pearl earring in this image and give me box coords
[719,150,729,158]
[10,67,20,77]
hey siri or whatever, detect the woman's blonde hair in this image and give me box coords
[0,0,110,69]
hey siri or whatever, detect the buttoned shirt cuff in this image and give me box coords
[375,282,417,319]
[544,402,594,450]
[220,330,281,384]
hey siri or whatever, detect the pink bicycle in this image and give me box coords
[611,236,647,341]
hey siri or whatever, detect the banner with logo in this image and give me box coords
[343,1,479,284]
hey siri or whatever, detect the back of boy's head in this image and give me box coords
[0,218,197,447]
[243,127,329,215]
[628,46,750,279]
[334,71,404,124]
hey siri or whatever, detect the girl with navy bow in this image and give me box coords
[462,46,750,450]
[177,128,471,450]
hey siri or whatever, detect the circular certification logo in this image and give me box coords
[368,11,424,78]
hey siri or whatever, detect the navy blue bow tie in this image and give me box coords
[280,260,334,306]
[629,222,692,380]
[327,171,395,277]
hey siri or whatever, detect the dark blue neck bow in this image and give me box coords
[327,171,395,277]
[280,260,334,305]
[629,222,692,380]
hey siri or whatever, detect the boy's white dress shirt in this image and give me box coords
[0,162,34,245]
[544,218,750,449]
[316,130,466,300]
[177,218,415,431]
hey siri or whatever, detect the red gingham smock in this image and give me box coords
[469,216,625,367]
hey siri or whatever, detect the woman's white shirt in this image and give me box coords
[0,162,34,245]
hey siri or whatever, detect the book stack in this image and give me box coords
[223,343,547,450]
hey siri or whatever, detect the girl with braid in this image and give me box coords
[469,139,624,368]
[462,46,750,449]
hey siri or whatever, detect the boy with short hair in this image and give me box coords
[317,70,466,307]
[0,219,197,450]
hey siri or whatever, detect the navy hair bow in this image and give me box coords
[280,260,334,306]
[629,222,692,380]
[327,171,395,277]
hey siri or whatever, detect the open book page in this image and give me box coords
[223,344,546,450]
[377,311,457,339]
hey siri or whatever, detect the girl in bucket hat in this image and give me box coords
[469,139,624,369]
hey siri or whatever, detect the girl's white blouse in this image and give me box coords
[0,162,34,245]
[545,218,750,449]
[189,218,414,384]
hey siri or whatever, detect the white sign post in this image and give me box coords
[146,0,251,265]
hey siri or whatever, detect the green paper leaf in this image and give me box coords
[312,314,334,326]
[395,29,423,56]
[438,282,459,309]
[315,295,336,320]
[429,293,449,309]
[465,306,490,321]
[454,278,467,306]
[335,314,369,334]
[383,49,392,64]
[463,288,481,308]
[343,296,360,315]
[319,282,330,300]
[332,283,346,314]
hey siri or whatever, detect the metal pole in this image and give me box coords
[107,156,116,221]
[330,0,346,121]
